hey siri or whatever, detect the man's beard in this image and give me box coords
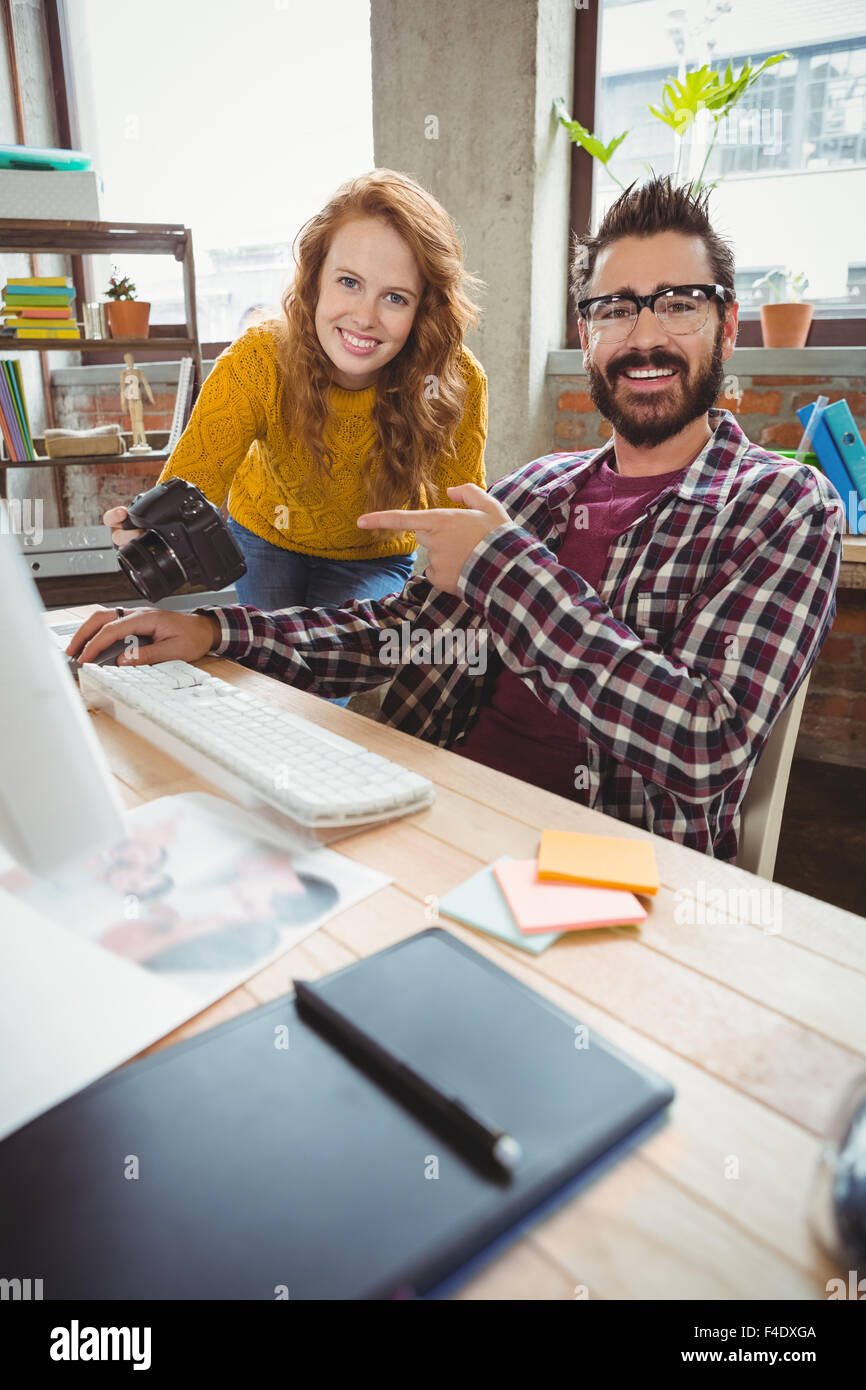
[585,321,725,449]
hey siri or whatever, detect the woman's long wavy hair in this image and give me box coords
[275,170,482,529]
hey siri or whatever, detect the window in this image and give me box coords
[806,45,866,167]
[589,0,866,333]
[65,0,373,346]
[734,267,775,308]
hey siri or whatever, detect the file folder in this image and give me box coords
[796,402,858,527]
[822,399,866,502]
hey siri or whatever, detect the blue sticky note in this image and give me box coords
[438,858,562,954]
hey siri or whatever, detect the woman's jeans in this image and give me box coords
[225,516,416,706]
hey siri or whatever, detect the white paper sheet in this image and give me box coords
[0,793,391,1138]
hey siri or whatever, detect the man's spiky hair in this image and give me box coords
[571,174,735,313]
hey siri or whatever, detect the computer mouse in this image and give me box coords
[89,634,155,666]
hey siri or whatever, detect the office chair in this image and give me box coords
[737,674,811,880]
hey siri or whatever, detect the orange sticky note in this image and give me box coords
[493,859,647,933]
[537,829,660,896]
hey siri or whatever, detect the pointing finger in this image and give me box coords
[357,510,433,531]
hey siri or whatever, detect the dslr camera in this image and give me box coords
[117,477,247,602]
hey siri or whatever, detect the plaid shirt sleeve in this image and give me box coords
[456,468,842,806]
[195,575,457,699]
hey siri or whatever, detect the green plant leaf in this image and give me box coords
[649,54,790,134]
[556,109,628,164]
[648,66,720,133]
[707,53,790,119]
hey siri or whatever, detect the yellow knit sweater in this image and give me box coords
[157,323,488,560]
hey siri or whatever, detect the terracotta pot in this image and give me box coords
[105,299,151,340]
[760,302,813,348]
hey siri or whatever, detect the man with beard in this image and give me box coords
[70,178,842,861]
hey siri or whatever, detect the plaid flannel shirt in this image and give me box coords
[200,409,843,861]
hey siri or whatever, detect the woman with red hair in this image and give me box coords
[105,169,487,613]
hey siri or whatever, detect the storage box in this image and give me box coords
[0,170,102,221]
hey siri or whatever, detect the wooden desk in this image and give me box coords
[52,605,866,1300]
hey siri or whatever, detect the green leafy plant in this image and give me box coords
[751,268,810,303]
[552,98,629,189]
[105,268,137,301]
[555,52,790,195]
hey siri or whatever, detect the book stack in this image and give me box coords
[796,399,866,535]
[1,275,80,338]
[0,359,35,461]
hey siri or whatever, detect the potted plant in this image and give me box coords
[752,269,812,347]
[104,268,150,340]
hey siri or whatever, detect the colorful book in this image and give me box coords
[493,858,647,933]
[3,293,76,308]
[14,360,35,456]
[15,328,81,339]
[0,399,16,459]
[537,828,660,896]
[3,283,75,298]
[2,359,34,458]
[3,316,77,329]
[2,307,77,320]
[6,276,73,288]
[1,360,27,453]
[822,400,866,502]
[0,367,27,460]
[0,368,21,458]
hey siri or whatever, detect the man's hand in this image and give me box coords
[357,484,510,594]
[67,606,221,667]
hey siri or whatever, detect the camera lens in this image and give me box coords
[117,531,187,602]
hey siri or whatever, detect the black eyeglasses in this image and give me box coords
[578,284,734,342]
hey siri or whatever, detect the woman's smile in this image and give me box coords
[336,325,381,356]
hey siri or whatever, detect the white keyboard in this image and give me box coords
[78,660,435,829]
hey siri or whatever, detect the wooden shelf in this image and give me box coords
[842,534,866,563]
[0,218,190,259]
[2,429,170,470]
[1,451,168,469]
[0,219,202,526]
[0,336,196,353]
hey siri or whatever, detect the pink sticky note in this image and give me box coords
[493,859,647,933]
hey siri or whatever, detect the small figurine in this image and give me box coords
[120,353,155,453]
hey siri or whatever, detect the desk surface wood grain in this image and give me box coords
[53,605,866,1301]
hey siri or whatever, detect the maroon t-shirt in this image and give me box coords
[455,455,690,798]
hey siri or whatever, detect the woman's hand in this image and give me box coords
[103,505,143,548]
[67,606,222,666]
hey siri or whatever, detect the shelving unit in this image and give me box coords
[6,335,196,354]
[0,218,203,523]
[2,431,169,473]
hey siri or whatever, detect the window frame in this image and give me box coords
[43,4,864,355]
[46,1,233,362]
[567,10,865,348]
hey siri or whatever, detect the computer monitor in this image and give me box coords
[0,524,126,875]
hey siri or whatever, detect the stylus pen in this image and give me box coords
[293,979,522,1178]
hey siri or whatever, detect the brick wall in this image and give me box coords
[550,362,866,769]
[799,589,866,767]
[52,373,177,522]
[552,374,866,452]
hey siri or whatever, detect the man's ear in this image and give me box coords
[721,300,739,360]
[577,316,591,366]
